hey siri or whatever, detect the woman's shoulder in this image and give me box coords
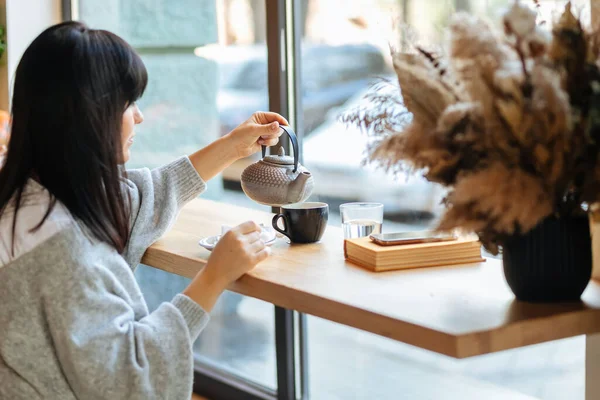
[0,180,78,267]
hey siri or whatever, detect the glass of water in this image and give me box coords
[340,202,384,239]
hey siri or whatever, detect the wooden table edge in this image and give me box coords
[142,247,462,357]
[455,306,600,358]
[143,246,600,359]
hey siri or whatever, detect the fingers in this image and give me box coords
[256,121,281,139]
[257,120,284,146]
[245,231,262,244]
[252,111,289,127]
[235,221,262,235]
[247,239,266,253]
[258,135,281,147]
[253,247,271,263]
[236,111,288,150]
[229,221,273,265]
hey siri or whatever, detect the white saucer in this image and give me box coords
[199,225,277,251]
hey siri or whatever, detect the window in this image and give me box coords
[70,1,592,399]
[75,0,277,392]
[300,1,588,399]
[303,0,591,241]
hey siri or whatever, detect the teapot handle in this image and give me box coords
[261,125,299,173]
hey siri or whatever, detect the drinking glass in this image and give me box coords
[340,202,384,239]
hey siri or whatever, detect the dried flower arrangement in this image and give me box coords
[343,1,600,255]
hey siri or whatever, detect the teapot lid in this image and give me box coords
[263,147,294,166]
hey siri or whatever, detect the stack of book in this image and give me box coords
[343,236,484,272]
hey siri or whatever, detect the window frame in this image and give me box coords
[63,0,596,399]
[62,1,307,399]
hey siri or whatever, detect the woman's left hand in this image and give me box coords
[189,111,289,182]
[225,111,289,159]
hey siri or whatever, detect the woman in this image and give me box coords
[0,21,286,399]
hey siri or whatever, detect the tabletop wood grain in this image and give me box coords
[142,199,600,358]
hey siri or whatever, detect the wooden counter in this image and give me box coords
[142,199,600,359]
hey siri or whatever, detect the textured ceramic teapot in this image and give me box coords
[241,126,314,206]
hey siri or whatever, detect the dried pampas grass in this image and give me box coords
[438,164,553,253]
[448,12,514,65]
[392,58,456,128]
[343,0,600,253]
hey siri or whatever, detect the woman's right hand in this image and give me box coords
[206,221,270,285]
[183,221,271,312]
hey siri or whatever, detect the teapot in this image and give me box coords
[241,126,314,206]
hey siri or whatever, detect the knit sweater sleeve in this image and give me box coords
[121,156,206,268]
[42,232,210,400]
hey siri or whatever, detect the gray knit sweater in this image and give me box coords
[0,156,209,400]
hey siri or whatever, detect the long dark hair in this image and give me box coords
[0,21,147,253]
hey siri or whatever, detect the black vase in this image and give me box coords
[502,216,592,303]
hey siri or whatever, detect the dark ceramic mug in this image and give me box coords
[272,202,328,243]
